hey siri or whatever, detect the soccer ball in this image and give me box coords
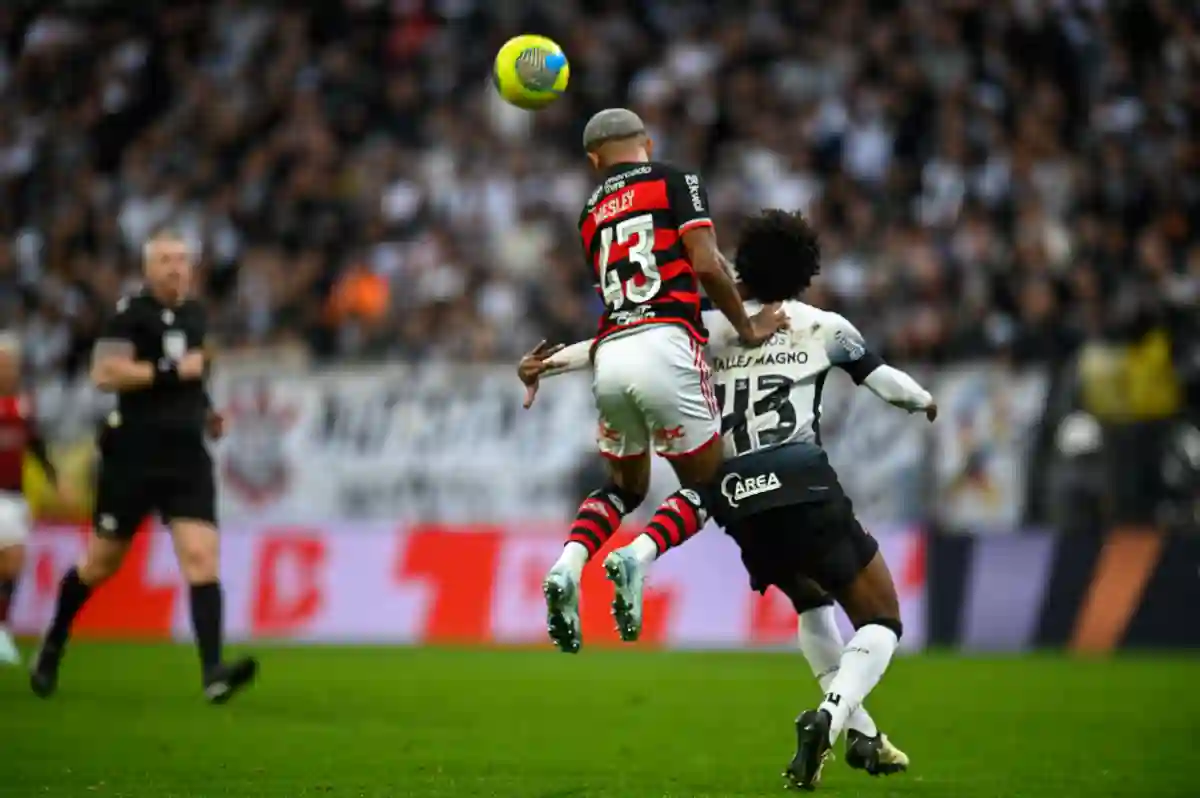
[492,34,569,110]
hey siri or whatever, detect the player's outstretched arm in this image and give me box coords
[863,366,937,421]
[825,312,936,421]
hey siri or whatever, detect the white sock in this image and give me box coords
[628,533,659,567]
[817,623,899,742]
[798,608,878,737]
[551,541,590,579]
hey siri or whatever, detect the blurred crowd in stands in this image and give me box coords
[0,0,1196,385]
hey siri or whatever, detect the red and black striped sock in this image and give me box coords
[644,489,709,556]
[0,578,14,626]
[567,485,643,558]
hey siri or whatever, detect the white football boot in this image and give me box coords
[603,547,645,642]
[542,567,582,654]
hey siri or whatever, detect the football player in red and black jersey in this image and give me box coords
[0,336,66,665]
[531,108,787,653]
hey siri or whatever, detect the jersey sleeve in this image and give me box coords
[664,167,714,235]
[824,312,885,384]
[98,297,137,341]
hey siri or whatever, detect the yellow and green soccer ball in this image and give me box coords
[492,34,569,110]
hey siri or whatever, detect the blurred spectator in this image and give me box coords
[0,0,1191,392]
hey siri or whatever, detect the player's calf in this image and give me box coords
[605,487,709,641]
[816,552,903,746]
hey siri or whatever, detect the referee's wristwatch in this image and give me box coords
[156,358,181,386]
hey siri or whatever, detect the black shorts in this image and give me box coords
[725,496,879,601]
[93,432,216,540]
[714,441,878,602]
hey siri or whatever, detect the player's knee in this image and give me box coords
[607,460,651,500]
[858,616,903,641]
[172,523,219,583]
[175,541,218,583]
[0,541,25,577]
[592,483,646,515]
[77,549,123,585]
[785,578,835,615]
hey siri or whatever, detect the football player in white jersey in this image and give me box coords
[519,209,936,788]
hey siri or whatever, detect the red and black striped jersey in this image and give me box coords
[578,161,714,344]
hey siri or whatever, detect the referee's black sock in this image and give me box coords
[189,581,223,675]
[45,567,92,648]
[0,577,15,626]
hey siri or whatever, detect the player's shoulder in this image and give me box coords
[803,306,869,361]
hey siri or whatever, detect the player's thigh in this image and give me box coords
[602,451,651,499]
[157,450,219,579]
[592,337,651,460]
[729,498,879,602]
[834,551,900,628]
[630,326,720,461]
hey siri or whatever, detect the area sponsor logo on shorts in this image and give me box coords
[720,471,781,507]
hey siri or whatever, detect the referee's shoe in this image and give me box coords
[204,656,259,705]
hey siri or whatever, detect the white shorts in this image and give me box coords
[0,492,30,548]
[592,324,720,460]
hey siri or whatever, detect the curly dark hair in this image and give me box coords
[734,209,821,303]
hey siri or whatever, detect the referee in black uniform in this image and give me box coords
[30,229,257,704]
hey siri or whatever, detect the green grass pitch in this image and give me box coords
[1,644,1197,797]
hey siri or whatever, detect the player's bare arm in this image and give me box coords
[681,225,786,346]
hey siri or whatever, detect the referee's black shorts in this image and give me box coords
[93,428,216,540]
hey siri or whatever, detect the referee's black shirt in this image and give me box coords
[98,291,210,449]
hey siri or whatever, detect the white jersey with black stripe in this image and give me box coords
[702,300,877,458]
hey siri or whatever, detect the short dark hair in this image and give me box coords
[734,209,821,302]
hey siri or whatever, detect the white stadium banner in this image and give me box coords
[211,363,936,525]
[211,364,597,523]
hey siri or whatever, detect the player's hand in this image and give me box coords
[206,409,227,439]
[178,351,206,380]
[925,402,938,422]
[518,340,565,409]
[740,303,789,346]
